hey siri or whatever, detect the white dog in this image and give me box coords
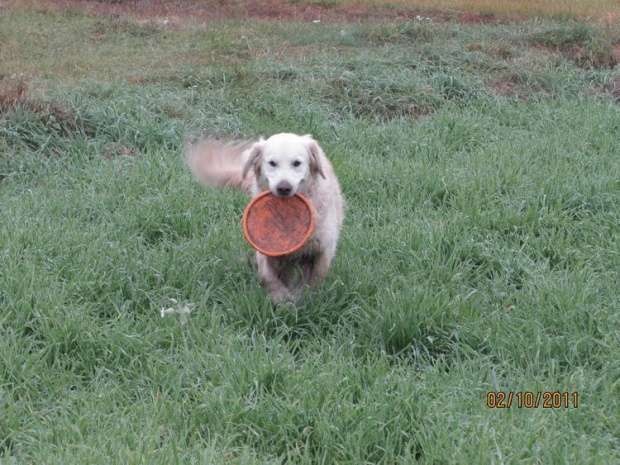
[186,133,344,303]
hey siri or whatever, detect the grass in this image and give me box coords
[1,1,620,463]
[303,0,620,13]
[346,0,620,20]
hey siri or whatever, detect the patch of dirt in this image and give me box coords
[493,81,527,100]
[581,74,620,100]
[613,45,620,64]
[603,74,620,100]
[103,143,137,159]
[0,74,29,110]
[492,73,529,100]
[460,12,499,24]
[0,74,86,145]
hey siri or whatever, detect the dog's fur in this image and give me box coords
[186,133,344,303]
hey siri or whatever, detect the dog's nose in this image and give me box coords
[276,181,293,197]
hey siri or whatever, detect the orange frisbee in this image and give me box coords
[243,190,315,257]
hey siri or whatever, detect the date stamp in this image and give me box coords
[486,391,579,409]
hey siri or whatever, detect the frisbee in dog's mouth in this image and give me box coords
[242,190,315,257]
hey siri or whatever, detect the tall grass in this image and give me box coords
[1,4,619,463]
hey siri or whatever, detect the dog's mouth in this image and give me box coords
[273,191,295,199]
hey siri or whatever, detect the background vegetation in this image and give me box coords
[1,0,619,462]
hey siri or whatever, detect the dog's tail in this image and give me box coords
[185,140,254,192]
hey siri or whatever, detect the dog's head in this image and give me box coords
[242,133,326,198]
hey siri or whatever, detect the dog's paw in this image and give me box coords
[269,288,299,306]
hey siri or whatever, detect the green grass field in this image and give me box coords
[1,1,619,463]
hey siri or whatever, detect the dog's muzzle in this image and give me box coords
[275,180,294,198]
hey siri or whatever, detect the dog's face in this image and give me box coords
[243,133,325,198]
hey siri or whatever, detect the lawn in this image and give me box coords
[1,0,619,463]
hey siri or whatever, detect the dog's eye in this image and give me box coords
[268,160,277,167]
[292,160,302,167]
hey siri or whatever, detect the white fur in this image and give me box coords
[186,133,344,303]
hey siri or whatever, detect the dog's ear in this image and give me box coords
[242,140,264,179]
[306,140,326,180]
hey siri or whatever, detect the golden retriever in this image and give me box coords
[186,133,344,303]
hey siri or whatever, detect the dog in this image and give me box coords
[186,133,344,303]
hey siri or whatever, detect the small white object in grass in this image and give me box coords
[312,19,321,23]
[160,298,196,326]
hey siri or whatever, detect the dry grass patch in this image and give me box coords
[529,22,620,69]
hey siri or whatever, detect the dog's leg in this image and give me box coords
[299,251,333,290]
[258,248,335,303]
[257,254,296,303]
